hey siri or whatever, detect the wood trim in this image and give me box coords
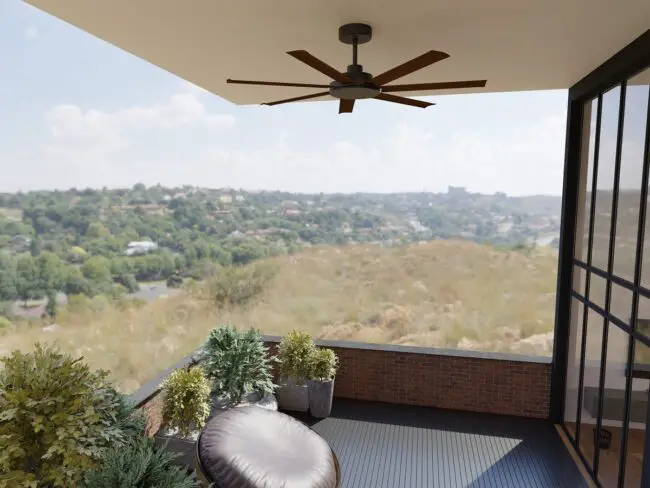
[555,424,599,488]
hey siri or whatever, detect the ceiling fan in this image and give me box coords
[226,23,487,114]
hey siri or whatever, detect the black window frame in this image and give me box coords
[552,29,650,488]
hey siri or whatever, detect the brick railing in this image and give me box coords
[130,337,552,434]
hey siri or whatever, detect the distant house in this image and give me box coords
[448,186,468,196]
[124,241,158,256]
[219,194,233,204]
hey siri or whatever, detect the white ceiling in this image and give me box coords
[26,0,650,105]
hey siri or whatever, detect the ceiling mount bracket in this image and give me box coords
[338,23,372,45]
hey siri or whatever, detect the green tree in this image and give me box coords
[0,254,17,302]
[45,291,58,321]
[81,256,113,296]
[15,254,41,304]
[86,221,110,239]
[35,251,64,293]
[29,237,41,256]
[63,267,91,296]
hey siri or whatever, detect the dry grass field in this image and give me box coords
[0,240,559,393]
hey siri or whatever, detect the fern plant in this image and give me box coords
[199,324,276,405]
[161,366,211,438]
[81,436,199,488]
[0,343,145,488]
[277,330,315,385]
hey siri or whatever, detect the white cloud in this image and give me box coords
[25,26,38,39]
[43,85,235,157]
[3,88,568,196]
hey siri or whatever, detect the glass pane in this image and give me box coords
[597,324,630,487]
[623,339,649,488]
[610,284,633,325]
[578,307,605,470]
[637,296,650,341]
[565,297,585,440]
[589,273,608,310]
[574,265,586,297]
[592,86,622,271]
[614,75,649,283]
[578,98,600,262]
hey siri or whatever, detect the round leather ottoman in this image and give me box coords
[196,406,340,488]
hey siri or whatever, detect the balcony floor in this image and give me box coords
[289,399,588,488]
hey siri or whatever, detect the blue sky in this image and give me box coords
[0,1,576,196]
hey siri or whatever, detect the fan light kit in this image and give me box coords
[227,23,488,114]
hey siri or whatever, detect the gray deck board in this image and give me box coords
[289,399,588,488]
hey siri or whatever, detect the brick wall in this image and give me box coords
[139,394,164,437]
[133,341,552,430]
[267,341,551,419]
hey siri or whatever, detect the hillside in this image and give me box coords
[0,240,559,393]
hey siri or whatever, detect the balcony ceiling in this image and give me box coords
[26,0,650,105]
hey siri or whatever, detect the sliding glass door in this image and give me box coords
[564,66,650,488]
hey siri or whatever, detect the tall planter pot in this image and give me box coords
[307,378,335,418]
[154,426,200,468]
[210,390,278,418]
[276,376,309,412]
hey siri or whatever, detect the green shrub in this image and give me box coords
[0,343,145,487]
[0,316,13,334]
[89,294,111,313]
[161,367,211,438]
[308,348,339,382]
[209,263,276,310]
[66,294,90,313]
[199,324,275,405]
[277,330,315,384]
[0,302,13,318]
[81,436,198,488]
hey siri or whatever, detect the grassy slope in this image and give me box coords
[0,240,559,393]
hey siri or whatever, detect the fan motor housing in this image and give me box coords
[329,82,380,100]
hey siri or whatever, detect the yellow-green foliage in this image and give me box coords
[161,367,211,439]
[277,330,315,382]
[308,348,339,381]
[0,344,143,487]
[0,317,13,334]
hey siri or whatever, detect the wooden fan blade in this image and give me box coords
[262,91,330,106]
[287,50,350,83]
[339,99,355,114]
[375,93,434,109]
[372,51,450,86]
[381,80,488,92]
[227,79,331,89]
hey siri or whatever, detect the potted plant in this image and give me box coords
[199,324,278,413]
[83,436,199,488]
[306,347,339,418]
[276,330,315,412]
[0,343,146,487]
[155,366,211,467]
